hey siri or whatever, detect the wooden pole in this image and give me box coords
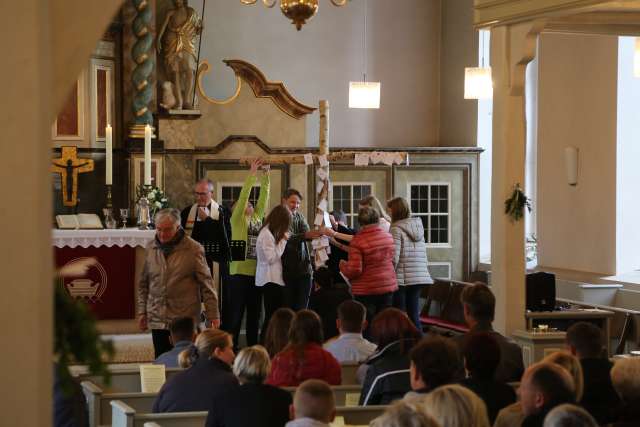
[319,100,329,155]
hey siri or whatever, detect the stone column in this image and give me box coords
[489,21,545,335]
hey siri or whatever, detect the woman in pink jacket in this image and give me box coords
[338,206,398,330]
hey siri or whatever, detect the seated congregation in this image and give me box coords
[63,162,632,427]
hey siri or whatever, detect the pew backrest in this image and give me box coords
[82,381,157,427]
[336,405,389,425]
[283,385,362,406]
[111,400,207,427]
[341,363,360,385]
[76,366,183,392]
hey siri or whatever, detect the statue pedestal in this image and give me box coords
[158,109,202,120]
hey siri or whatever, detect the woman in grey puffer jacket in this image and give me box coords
[387,197,433,329]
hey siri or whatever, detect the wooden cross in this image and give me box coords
[51,146,94,207]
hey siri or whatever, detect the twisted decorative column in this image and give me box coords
[129,0,155,138]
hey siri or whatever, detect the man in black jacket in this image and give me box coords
[453,283,524,383]
[181,179,231,328]
[566,321,620,424]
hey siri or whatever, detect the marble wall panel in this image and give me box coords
[163,154,196,210]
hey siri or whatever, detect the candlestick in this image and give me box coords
[144,124,152,186]
[105,124,113,185]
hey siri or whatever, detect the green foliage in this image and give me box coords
[136,185,170,211]
[504,183,532,222]
[54,278,114,393]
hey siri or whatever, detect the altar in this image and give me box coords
[53,229,155,320]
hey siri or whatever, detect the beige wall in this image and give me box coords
[439,0,478,147]
[536,33,618,275]
[194,0,442,148]
[1,0,123,424]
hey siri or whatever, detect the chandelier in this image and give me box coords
[241,0,349,31]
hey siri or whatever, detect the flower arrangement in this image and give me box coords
[136,185,171,221]
[136,185,170,212]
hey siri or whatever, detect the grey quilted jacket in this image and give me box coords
[390,217,434,286]
[137,234,219,329]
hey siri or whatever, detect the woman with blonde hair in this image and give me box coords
[371,400,441,427]
[387,196,433,329]
[206,345,292,427]
[153,329,238,412]
[422,384,490,427]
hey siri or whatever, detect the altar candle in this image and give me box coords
[144,124,152,186]
[105,124,113,185]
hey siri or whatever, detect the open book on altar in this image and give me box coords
[55,214,103,229]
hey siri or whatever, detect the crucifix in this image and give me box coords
[51,146,95,207]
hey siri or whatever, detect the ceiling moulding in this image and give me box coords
[473,0,625,28]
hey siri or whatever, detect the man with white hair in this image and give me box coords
[181,178,231,327]
[138,208,220,357]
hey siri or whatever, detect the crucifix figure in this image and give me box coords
[51,146,94,207]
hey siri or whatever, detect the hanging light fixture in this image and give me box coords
[464,30,493,100]
[241,0,348,31]
[634,37,640,78]
[349,0,380,109]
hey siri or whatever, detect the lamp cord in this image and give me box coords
[363,0,367,82]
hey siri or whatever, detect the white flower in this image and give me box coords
[148,192,155,201]
[161,198,167,203]
[155,201,162,208]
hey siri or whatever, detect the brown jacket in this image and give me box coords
[137,234,219,329]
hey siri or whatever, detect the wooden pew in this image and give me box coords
[82,381,157,427]
[111,400,389,427]
[75,365,183,392]
[111,400,206,427]
[284,385,362,406]
[341,363,360,385]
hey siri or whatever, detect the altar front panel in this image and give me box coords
[52,229,154,320]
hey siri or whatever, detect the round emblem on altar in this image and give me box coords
[60,257,108,303]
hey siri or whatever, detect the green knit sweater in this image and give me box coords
[229,173,270,276]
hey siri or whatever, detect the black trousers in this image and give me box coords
[283,274,313,311]
[355,292,394,339]
[260,283,285,343]
[228,274,262,348]
[151,329,173,359]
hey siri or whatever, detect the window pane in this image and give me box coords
[420,200,428,213]
[431,199,439,213]
[411,186,419,199]
[431,185,439,199]
[420,216,429,232]
[431,215,440,229]
[440,200,447,213]
[440,186,448,198]
[420,185,428,199]
[411,200,419,212]
[363,185,372,197]
[430,228,438,243]
[440,230,448,243]
[440,215,448,229]
[344,186,351,200]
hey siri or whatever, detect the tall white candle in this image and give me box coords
[144,124,152,186]
[105,124,113,185]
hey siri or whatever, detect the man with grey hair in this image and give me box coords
[543,404,598,427]
[180,178,231,328]
[138,208,220,357]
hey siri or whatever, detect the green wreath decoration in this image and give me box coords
[504,183,532,222]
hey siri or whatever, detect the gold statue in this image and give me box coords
[157,0,202,110]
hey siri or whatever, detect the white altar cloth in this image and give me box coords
[52,229,156,249]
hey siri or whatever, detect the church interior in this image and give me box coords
[4,0,640,425]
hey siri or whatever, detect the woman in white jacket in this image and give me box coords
[387,197,433,330]
[256,205,291,341]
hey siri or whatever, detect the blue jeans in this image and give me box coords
[393,285,426,332]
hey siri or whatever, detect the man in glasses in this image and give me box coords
[180,179,232,329]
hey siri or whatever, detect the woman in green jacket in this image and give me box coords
[228,158,270,348]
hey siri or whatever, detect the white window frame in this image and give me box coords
[217,182,261,209]
[427,262,452,280]
[329,181,375,229]
[407,182,452,248]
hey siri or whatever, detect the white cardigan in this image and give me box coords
[255,227,288,287]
